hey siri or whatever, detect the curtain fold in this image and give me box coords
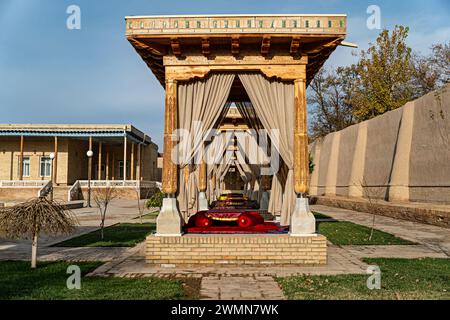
[238,73,295,226]
[176,73,235,221]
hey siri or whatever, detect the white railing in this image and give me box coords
[78,180,158,189]
[68,180,81,202]
[0,180,49,188]
[38,181,53,198]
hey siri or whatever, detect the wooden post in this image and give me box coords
[19,136,24,180]
[123,136,127,181]
[141,145,145,181]
[106,149,110,180]
[53,136,58,185]
[131,143,135,180]
[162,79,178,195]
[98,142,102,180]
[294,79,309,195]
[136,144,141,182]
[88,137,93,207]
[112,152,115,180]
[199,160,207,192]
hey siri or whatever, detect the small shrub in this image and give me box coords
[146,191,163,209]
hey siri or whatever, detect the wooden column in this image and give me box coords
[53,137,58,184]
[112,152,115,180]
[19,136,24,180]
[98,142,102,180]
[141,145,145,181]
[131,143,135,180]
[198,160,207,192]
[123,136,127,181]
[136,144,141,181]
[162,79,178,195]
[106,149,110,180]
[294,79,309,195]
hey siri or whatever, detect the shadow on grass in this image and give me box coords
[317,220,415,246]
[52,223,156,247]
[0,261,195,300]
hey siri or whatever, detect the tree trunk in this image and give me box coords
[31,233,38,269]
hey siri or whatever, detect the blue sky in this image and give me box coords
[1,0,449,148]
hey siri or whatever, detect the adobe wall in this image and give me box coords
[310,84,450,204]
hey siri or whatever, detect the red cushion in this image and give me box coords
[237,214,254,228]
[195,214,212,228]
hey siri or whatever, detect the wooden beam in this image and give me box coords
[201,37,210,56]
[290,37,301,55]
[231,36,240,55]
[261,36,271,56]
[170,38,181,56]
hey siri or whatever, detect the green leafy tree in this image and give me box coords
[351,26,414,121]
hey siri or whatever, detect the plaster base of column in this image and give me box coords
[198,191,209,211]
[260,191,269,211]
[388,185,410,202]
[156,197,183,236]
[290,197,316,236]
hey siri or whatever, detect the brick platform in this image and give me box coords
[146,234,327,266]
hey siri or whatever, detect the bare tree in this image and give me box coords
[134,186,153,224]
[359,177,388,241]
[93,187,117,240]
[0,198,77,268]
[308,67,357,139]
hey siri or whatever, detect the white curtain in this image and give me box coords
[239,73,296,226]
[176,73,235,220]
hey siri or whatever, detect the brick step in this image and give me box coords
[146,234,327,266]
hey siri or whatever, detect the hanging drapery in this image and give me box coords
[235,101,263,131]
[176,73,235,221]
[205,131,234,201]
[238,73,295,226]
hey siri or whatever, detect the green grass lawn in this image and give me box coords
[0,261,199,300]
[54,223,156,247]
[138,212,159,220]
[278,258,450,300]
[317,221,415,245]
[313,212,332,220]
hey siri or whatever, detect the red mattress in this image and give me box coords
[184,222,288,234]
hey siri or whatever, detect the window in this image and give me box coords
[18,157,30,177]
[236,20,240,28]
[340,20,343,28]
[40,157,52,177]
[317,20,321,28]
[118,161,130,179]
[305,20,309,28]
[328,20,332,28]
[197,21,201,28]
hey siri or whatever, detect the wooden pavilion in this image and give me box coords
[126,14,348,265]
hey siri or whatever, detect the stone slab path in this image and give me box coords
[201,275,285,300]
[312,205,450,257]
